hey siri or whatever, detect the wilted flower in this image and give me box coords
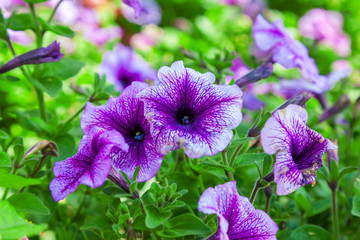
[0,41,63,74]
[122,0,161,26]
[252,14,319,81]
[81,82,163,181]
[319,94,351,123]
[277,69,352,98]
[299,8,351,57]
[138,61,243,158]
[261,104,337,195]
[198,181,278,239]
[50,127,129,201]
[100,45,157,91]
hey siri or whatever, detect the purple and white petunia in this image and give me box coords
[100,45,157,92]
[138,61,243,158]
[81,81,163,182]
[252,14,319,81]
[50,127,129,201]
[261,104,337,195]
[198,181,278,239]
[123,0,142,18]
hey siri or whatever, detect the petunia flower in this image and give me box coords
[122,0,161,26]
[276,69,352,98]
[261,104,337,195]
[252,14,319,81]
[81,81,163,181]
[123,0,142,18]
[298,8,351,57]
[49,127,129,201]
[100,45,157,91]
[138,60,243,158]
[198,181,278,239]
[0,41,63,74]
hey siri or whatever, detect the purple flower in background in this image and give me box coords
[261,104,337,195]
[252,14,319,81]
[225,57,264,111]
[50,127,129,201]
[0,41,64,74]
[123,0,142,18]
[100,45,157,91]
[138,61,243,158]
[81,82,163,181]
[122,0,161,25]
[198,181,278,239]
[277,69,352,98]
[299,8,351,57]
[7,30,33,46]
[218,0,265,19]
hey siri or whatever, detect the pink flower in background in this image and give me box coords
[7,30,33,46]
[299,8,351,57]
[331,59,352,72]
[50,0,122,47]
[130,25,164,51]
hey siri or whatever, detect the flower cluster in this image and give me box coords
[50,61,243,200]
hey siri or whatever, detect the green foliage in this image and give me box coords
[0,201,47,239]
[0,169,41,189]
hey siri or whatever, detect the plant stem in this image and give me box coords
[222,150,234,181]
[229,144,242,167]
[250,178,261,203]
[28,3,43,48]
[265,196,270,213]
[332,187,340,240]
[48,0,64,23]
[58,98,91,133]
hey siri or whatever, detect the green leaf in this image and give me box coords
[234,153,267,167]
[102,187,128,196]
[157,213,211,237]
[24,0,48,3]
[289,224,330,240]
[131,215,149,231]
[351,194,360,217]
[42,58,85,81]
[54,134,75,161]
[262,154,273,177]
[339,166,358,180]
[0,169,41,189]
[0,130,9,139]
[0,201,47,239]
[0,152,11,168]
[306,199,331,217]
[130,199,141,217]
[118,214,130,226]
[295,189,311,214]
[6,13,34,31]
[81,215,112,231]
[38,18,74,38]
[7,193,50,215]
[144,205,171,229]
[228,137,253,151]
[0,23,8,40]
[27,75,62,98]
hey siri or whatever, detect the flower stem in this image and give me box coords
[48,0,64,23]
[229,144,242,167]
[250,178,261,203]
[331,187,340,240]
[222,150,234,181]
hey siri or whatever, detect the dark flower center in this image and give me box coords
[175,109,194,126]
[134,131,145,141]
[117,69,141,88]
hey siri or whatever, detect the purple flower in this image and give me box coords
[225,57,265,111]
[299,8,351,57]
[123,0,142,18]
[138,61,243,158]
[261,104,337,195]
[0,41,64,74]
[50,127,129,201]
[276,69,352,98]
[252,14,319,81]
[198,181,278,239]
[122,0,161,26]
[100,45,157,91]
[81,82,163,181]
